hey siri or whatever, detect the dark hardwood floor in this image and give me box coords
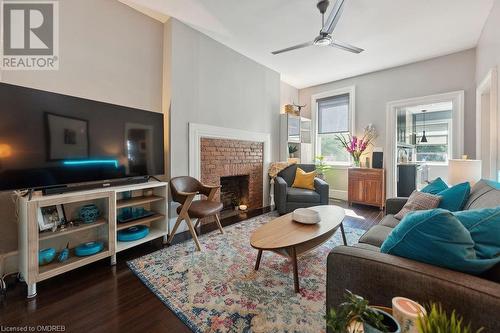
[0,201,383,333]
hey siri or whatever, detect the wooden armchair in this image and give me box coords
[167,176,224,251]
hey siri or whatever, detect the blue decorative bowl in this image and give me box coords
[79,204,100,223]
[118,225,149,242]
[39,248,56,266]
[75,241,104,257]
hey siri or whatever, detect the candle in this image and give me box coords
[239,205,248,211]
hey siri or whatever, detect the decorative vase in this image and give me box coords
[79,204,100,224]
[363,308,401,333]
[352,156,361,167]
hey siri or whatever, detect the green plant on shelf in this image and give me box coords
[325,290,389,333]
[288,144,298,157]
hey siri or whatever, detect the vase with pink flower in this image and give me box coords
[336,125,377,168]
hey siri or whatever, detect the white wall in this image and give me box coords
[0,0,163,254]
[299,49,477,193]
[280,81,299,112]
[167,18,280,202]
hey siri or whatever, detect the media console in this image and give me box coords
[17,181,168,298]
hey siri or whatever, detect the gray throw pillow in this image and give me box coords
[394,190,441,220]
[464,180,500,210]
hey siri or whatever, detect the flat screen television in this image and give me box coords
[0,83,165,191]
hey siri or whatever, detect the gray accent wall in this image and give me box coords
[299,49,477,193]
[166,19,280,186]
[0,0,163,254]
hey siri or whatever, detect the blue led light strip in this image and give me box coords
[63,160,119,168]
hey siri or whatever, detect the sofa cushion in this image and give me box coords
[464,179,500,210]
[454,207,500,259]
[353,243,381,252]
[381,209,500,275]
[394,190,441,220]
[436,182,470,212]
[359,225,394,247]
[421,177,448,194]
[379,214,400,228]
[286,187,320,203]
[291,167,316,190]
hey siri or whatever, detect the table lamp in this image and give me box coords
[448,159,482,186]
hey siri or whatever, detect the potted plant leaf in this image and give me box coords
[326,290,400,333]
[315,155,332,180]
[417,303,483,333]
[288,144,298,158]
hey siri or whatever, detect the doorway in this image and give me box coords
[476,68,498,181]
[386,91,464,198]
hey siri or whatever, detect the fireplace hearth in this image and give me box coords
[220,175,249,211]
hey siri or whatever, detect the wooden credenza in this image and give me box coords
[348,168,385,210]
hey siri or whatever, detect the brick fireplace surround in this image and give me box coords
[200,138,263,210]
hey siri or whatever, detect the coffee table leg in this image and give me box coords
[290,246,299,293]
[255,249,263,270]
[340,222,347,246]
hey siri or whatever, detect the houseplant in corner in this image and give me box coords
[417,303,483,333]
[326,290,400,333]
[315,155,332,180]
[336,125,377,167]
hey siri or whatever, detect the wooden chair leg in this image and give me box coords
[185,216,202,251]
[214,214,224,234]
[167,216,184,244]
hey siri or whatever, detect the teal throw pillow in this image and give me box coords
[436,182,470,211]
[421,177,448,195]
[454,207,500,259]
[381,209,500,274]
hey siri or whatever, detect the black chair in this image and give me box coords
[273,164,329,215]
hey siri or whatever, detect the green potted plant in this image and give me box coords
[326,290,400,333]
[288,144,298,158]
[315,155,332,180]
[417,303,483,333]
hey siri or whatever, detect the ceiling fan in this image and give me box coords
[272,0,364,55]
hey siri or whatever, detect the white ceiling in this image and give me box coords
[122,0,493,89]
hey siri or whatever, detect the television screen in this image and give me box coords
[0,83,165,191]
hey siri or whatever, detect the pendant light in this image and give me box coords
[420,110,428,143]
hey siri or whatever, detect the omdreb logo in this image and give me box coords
[1,0,59,70]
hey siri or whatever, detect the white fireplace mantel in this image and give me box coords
[188,123,271,205]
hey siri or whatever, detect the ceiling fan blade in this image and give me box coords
[271,41,313,55]
[321,0,346,35]
[330,39,364,53]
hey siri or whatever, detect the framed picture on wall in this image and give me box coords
[38,205,66,231]
[45,112,89,160]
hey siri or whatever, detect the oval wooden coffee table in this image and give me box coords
[250,205,346,293]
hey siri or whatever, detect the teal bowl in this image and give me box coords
[39,248,56,266]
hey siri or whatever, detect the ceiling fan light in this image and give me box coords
[313,35,332,46]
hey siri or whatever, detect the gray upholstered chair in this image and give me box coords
[274,163,329,215]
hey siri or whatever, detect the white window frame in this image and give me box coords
[311,86,355,167]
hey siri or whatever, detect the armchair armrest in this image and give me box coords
[274,176,288,215]
[200,184,221,200]
[327,246,500,333]
[385,197,408,215]
[314,178,329,205]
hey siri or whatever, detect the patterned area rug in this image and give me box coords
[128,212,365,333]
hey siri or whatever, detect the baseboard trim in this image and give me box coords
[329,190,348,201]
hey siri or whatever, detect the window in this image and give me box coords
[316,93,351,164]
[414,111,452,164]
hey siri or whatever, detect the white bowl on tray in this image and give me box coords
[292,208,321,224]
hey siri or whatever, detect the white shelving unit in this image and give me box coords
[18,181,168,298]
[280,113,313,163]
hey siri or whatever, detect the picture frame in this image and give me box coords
[38,205,66,231]
[45,112,89,161]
